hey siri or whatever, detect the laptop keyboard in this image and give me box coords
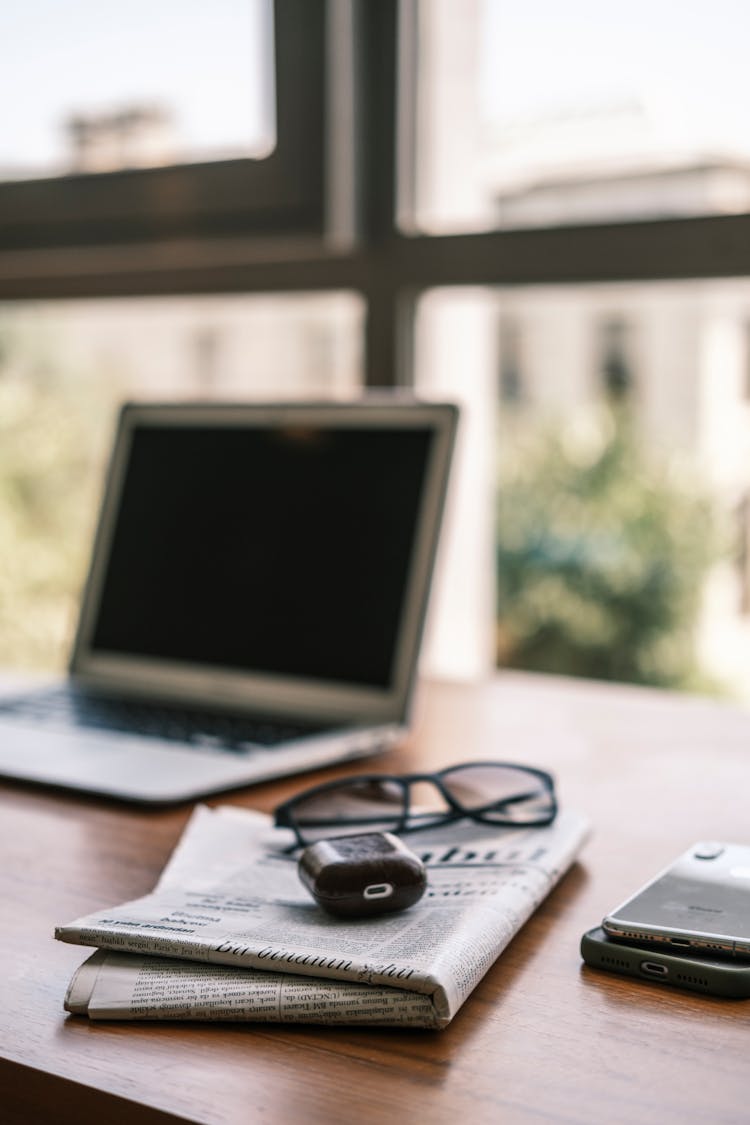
[0,686,329,752]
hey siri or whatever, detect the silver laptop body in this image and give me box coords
[0,399,457,803]
[0,400,458,805]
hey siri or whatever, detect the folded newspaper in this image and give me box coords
[56,804,589,1029]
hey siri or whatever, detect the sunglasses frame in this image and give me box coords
[273,760,557,849]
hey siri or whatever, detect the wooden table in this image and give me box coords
[2,671,750,1125]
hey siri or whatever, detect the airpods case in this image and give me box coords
[298,832,427,917]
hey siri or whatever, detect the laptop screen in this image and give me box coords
[72,402,457,719]
[90,424,431,689]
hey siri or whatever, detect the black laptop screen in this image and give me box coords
[89,423,434,689]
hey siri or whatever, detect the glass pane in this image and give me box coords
[407,0,750,233]
[0,293,363,670]
[0,1,274,180]
[416,281,750,704]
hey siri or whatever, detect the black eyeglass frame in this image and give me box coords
[273,760,557,849]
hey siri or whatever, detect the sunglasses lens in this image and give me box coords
[290,778,405,843]
[441,764,554,823]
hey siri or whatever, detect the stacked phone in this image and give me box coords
[581,842,750,998]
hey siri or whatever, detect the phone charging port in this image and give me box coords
[640,961,669,977]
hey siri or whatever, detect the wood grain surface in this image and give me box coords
[2,671,749,1125]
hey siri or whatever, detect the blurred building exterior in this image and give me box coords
[66,104,177,173]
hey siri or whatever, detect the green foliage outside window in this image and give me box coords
[0,321,117,670]
[496,409,723,692]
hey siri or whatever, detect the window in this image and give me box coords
[409,0,750,235]
[0,0,327,263]
[498,315,524,405]
[4,0,750,702]
[0,1,275,181]
[598,317,635,401]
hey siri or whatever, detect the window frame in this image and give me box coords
[0,0,326,253]
[2,0,750,391]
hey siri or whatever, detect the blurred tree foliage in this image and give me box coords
[0,317,118,670]
[496,409,722,691]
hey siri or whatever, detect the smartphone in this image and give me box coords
[602,841,750,958]
[581,927,750,998]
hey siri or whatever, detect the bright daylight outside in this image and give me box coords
[2,0,750,704]
[415,0,750,701]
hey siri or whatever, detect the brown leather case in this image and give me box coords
[298,832,427,917]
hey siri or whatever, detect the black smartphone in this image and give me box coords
[581,926,750,998]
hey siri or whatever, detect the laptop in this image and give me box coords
[0,399,457,803]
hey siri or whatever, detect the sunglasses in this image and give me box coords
[273,761,557,849]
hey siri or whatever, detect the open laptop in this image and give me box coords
[0,399,457,803]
